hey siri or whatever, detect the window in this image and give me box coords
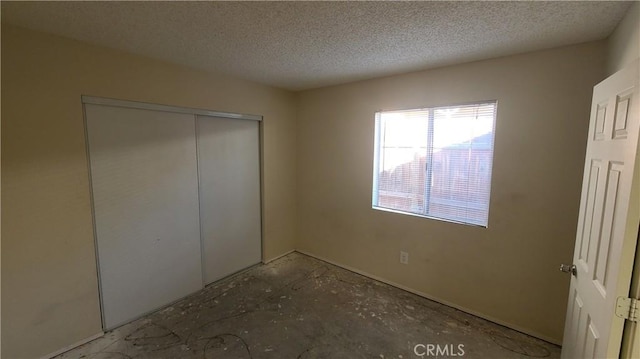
[372,101,497,227]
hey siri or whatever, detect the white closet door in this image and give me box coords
[197,115,262,284]
[86,104,202,330]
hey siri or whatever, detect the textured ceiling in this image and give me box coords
[1,1,632,91]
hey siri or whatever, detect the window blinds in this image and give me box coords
[373,102,497,226]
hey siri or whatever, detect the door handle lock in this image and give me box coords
[560,264,577,276]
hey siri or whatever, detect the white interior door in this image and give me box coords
[197,115,262,284]
[86,104,203,330]
[561,60,640,358]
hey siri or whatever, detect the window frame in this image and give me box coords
[371,100,498,228]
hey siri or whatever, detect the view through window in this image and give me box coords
[372,102,497,226]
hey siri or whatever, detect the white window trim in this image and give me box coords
[371,101,497,227]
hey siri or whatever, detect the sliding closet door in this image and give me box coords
[197,116,262,284]
[86,104,202,330]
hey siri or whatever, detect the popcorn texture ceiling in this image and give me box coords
[1,1,632,91]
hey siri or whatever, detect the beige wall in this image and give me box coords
[607,2,640,75]
[1,24,297,358]
[296,42,606,344]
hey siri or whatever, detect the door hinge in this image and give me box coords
[615,297,639,322]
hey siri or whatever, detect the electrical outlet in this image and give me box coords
[400,251,409,264]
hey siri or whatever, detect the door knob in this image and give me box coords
[560,264,577,276]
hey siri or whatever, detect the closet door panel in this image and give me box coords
[197,116,261,284]
[86,104,202,330]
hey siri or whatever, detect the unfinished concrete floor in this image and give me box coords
[57,252,560,359]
